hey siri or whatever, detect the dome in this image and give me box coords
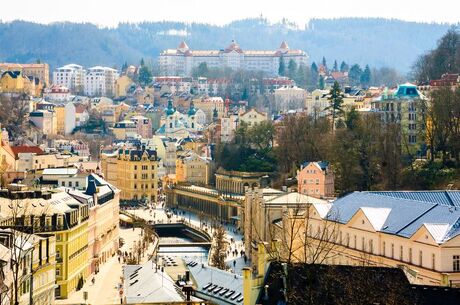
[279,41,289,50]
[225,40,243,53]
[165,99,176,115]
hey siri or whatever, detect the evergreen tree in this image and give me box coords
[333,60,338,72]
[322,56,327,69]
[287,59,297,79]
[319,75,325,90]
[278,56,286,76]
[340,61,349,72]
[310,62,319,89]
[349,64,363,86]
[122,61,128,72]
[325,81,344,130]
[140,58,145,66]
[360,64,371,88]
[296,64,307,88]
[138,65,152,86]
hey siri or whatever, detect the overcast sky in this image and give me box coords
[1,0,459,27]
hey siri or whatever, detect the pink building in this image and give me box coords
[130,115,153,138]
[297,161,334,198]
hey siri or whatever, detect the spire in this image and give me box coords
[279,41,289,50]
[188,100,197,116]
[213,106,218,122]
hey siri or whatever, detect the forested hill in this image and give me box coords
[0,18,454,72]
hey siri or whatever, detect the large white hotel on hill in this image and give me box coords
[159,40,308,76]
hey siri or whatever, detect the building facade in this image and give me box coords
[101,147,161,202]
[297,161,335,198]
[159,41,308,77]
[0,63,50,86]
[52,64,85,94]
[83,66,119,97]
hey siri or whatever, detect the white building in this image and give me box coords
[52,64,86,94]
[64,103,89,135]
[273,85,308,112]
[84,66,119,97]
[305,89,329,117]
[43,84,71,102]
[220,114,239,143]
[159,40,308,77]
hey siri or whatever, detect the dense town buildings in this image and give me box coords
[0,63,50,86]
[159,41,308,76]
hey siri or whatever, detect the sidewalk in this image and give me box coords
[56,227,155,305]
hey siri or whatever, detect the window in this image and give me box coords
[315,179,319,185]
[369,240,373,254]
[134,174,137,179]
[362,237,365,251]
[453,255,460,271]
[151,165,155,170]
[76,181,79,187]
[346,233,350,247]
[56,234,61,241]
[56,268,60,276]
[134,165,137,170]
[382,242,386,256]
[432,254,436,270]
[134,184,137,189]
[419,250,423,267]
[61,181,65,187]
[391,243,394,258]
[354,235,357,248]
[400,246,404,261]
[409,248,412,263]
[68,181,72,187]
[151,174,155,179]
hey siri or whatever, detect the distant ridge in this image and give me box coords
[0,18,454,72]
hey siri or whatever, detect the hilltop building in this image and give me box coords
[159,40,308,76]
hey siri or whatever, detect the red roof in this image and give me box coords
[10,145,44,158]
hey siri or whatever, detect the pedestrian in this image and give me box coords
[92,277,95,285]
[233,260,236,268]
[118,256,121,263]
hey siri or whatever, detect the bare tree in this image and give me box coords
[0,196,49,305]
[211,225,227,270]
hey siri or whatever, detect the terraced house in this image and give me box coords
[0,187,90,299]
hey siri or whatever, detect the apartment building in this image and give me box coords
[101,147,161,202]
[84,66,119,97]
[297,161,335,198]
[52,64,85,94]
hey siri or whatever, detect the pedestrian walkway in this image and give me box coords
[127,206,251,275]
[56,227,156,305]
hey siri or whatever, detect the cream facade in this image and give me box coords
[268,191,460,287]
[273,86,308,112]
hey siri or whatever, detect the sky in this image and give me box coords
[1,0,459,27]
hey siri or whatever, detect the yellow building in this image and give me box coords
[193,97,225,123]
[176,151,212,186]
[0,190,90,299]
[101,147,161,202]
[0,71,26,93]
[0,63,50,86]
[55,105,66,135]
[238,108,268,127]
[115,75,133,98]
[32,234,57,305]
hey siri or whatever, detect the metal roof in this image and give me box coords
[371,191,460,207]
[327,192,460,243]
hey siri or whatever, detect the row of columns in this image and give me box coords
[217,177,256,195]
